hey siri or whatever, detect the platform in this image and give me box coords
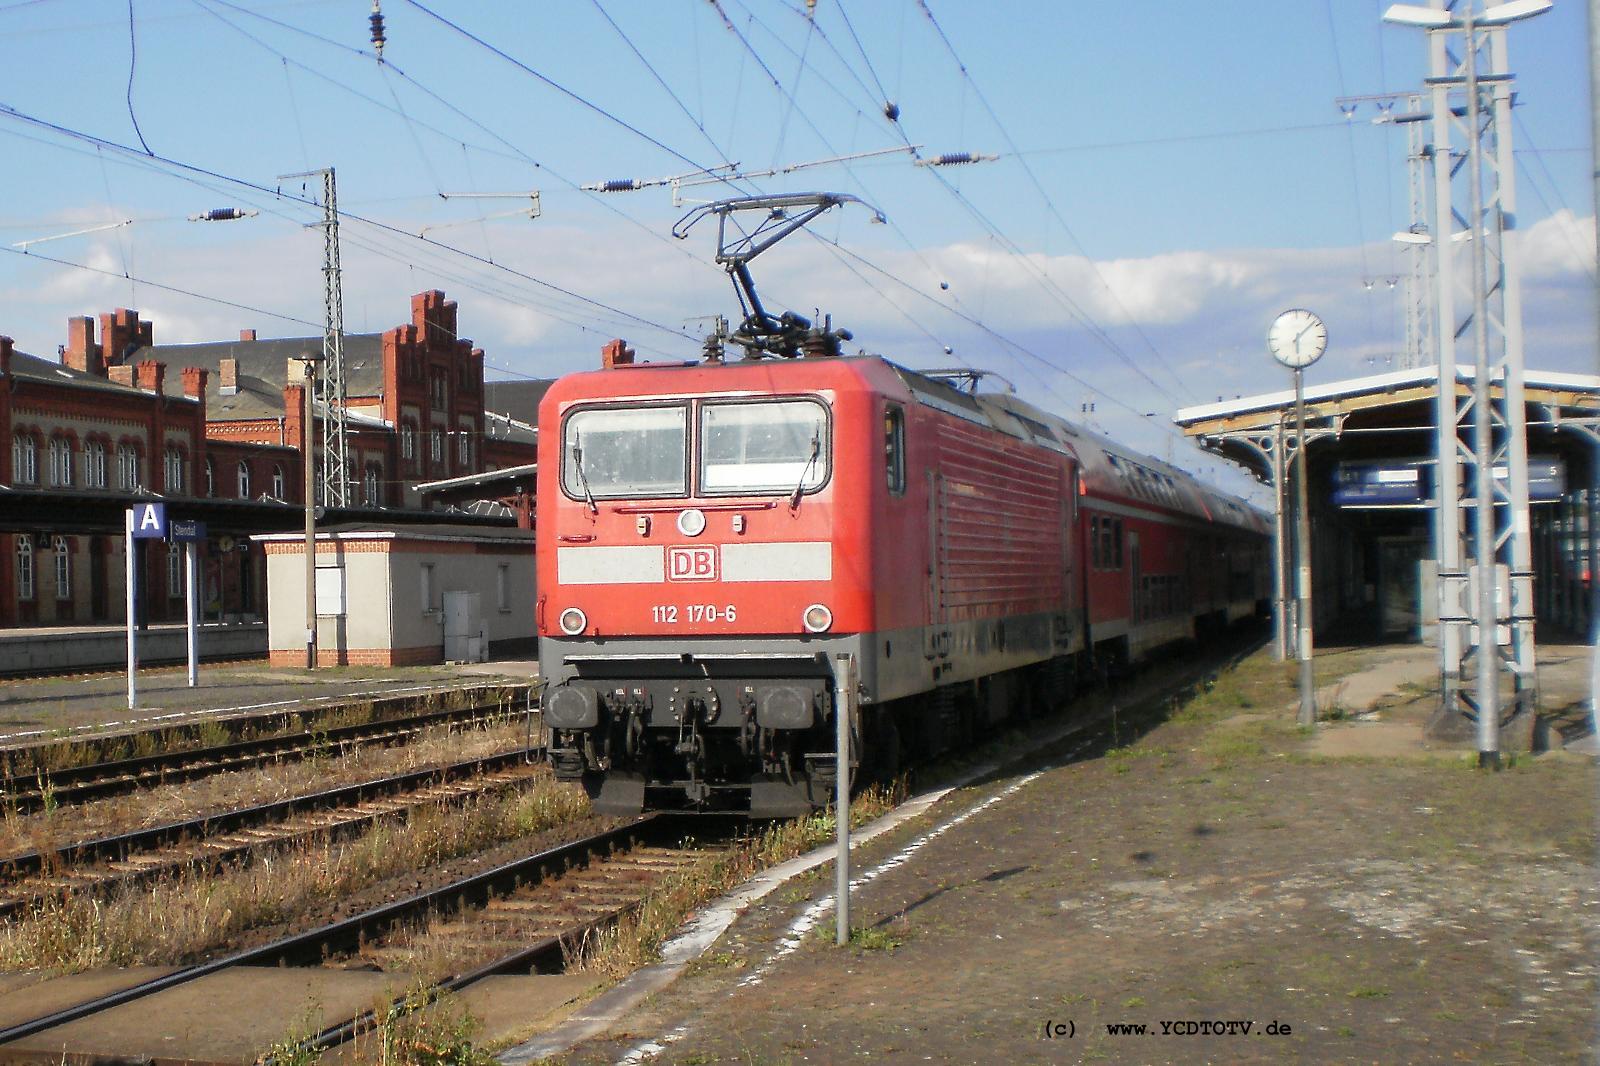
[0,620,266,676]
[514,641,1597,1064]
[0,659,536,747]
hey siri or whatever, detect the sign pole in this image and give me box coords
[125,508,137,710]
[834,653,854,947]
[184,541,199,688]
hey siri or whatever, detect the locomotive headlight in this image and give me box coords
[676,508,707,537]
[802,603,833,633]
[558,607,588,636]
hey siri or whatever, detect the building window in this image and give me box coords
[456,427,471,468]
[48,436,73,487]
[164,446,185,495]
[85,440,107,489]
[420,563,434,613]
[116,444,140,491]
[429,429,443,466]
[204,457,215,497]
[363,463,381,506]
[15,535,34,601]
[401,421,416,466]
[12,433,37,485]
[431,368,447,408]
[236,460,252,499]
[271,465,286,500]
[497,564,510,612]
[167,545,183,598]
[54,537,70,600]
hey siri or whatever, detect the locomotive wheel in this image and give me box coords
[870,709,902,782]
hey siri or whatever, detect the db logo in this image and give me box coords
[667,546,718,582]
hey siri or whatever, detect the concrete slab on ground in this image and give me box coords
[0,663,533,748]
[0,967,181,1030]
[3,967,420,1062]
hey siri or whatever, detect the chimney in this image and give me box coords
[601,338,635,370]
[64,316,103,375]
[181,366,208,400]
[0,335,12,381]
[239,329,256,342]
[101,308,153,367]
[219,357,239,395]
[108,365,134,387]
[135,361,165,395]
[284,384,305,454]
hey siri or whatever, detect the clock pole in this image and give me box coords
[1293,364,1315,728]
[1267,308,1325,729]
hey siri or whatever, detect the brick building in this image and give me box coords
[1,290,536,633]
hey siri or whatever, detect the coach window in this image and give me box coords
[1090,516,1102,569]
[563,403,687,500]
[884,404,906,495]
[699,399,828,496]
[1113,519,1124,569]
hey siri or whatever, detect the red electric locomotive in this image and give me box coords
[535,193,1268,815]
[535,352,1267,815]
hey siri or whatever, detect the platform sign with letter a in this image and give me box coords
[130,502,167,539]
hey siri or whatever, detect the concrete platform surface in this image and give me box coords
[3,967,419,1062]
[0,662,534,747]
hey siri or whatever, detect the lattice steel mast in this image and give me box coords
[1386,0,1546,764]
[285,167,350,507]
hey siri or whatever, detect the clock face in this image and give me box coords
[1267,309,1327,369]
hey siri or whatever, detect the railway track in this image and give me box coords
[0,748,546,921]
[0,700,527,815]
[0,813,728,1054]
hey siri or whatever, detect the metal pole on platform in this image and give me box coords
[834,652,854,946]
[125,508,136,710]
[1272,414,1288,661]
[1463,11,1501,769]
[1589,0,1600,742]
[1294,367,1316,727]
[184,541,198,688]
[300,355,319,670]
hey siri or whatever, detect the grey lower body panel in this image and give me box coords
[540,608,1082,706]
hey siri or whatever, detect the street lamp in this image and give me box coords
[1267,309,1328,728]
[298,352,322,670]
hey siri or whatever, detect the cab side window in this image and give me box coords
[885,404,906,495]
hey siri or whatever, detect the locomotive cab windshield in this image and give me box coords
[561,396,830,501]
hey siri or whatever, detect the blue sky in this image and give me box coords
[0,1,1592,496]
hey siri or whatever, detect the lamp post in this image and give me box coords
[299,353,321,670]
[1267,309,1328,728]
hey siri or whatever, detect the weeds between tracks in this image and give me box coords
[0,774,590,971]
[0,721,529,858]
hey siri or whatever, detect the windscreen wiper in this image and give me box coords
[571,438,598,515]
[789,432,821,510]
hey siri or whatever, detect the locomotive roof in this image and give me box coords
[544,353,1264,534]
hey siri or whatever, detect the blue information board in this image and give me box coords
[169,519,207,542]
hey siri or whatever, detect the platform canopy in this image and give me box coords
[1173,364,1600,482]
